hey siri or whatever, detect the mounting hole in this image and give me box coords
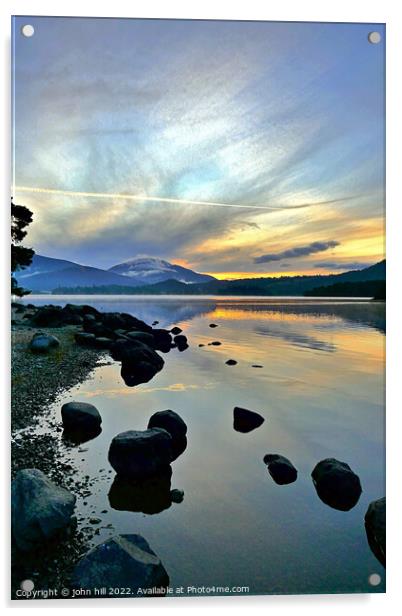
[368,31,381,44]
[21,24,35,38]
[20,579,35,592]
[368,573,382,586]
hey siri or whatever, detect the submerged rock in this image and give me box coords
[108,428,172,479]
[71,534,169,595]
[365,497,386,567]
[12,469,76,551]
[233,407,265,433]
[109,466,173,514]
[311,458,362,511]
[263,454,298,485]
[61,401,102,433]
[29,332,60,353]
[147,410,187,461]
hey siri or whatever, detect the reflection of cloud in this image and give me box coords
[254,241,339,264]
[255,324,337,353]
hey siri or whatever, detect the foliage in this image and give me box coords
[11,199,34,296]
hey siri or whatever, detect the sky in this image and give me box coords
[12,17,385,278]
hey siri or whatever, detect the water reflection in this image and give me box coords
[108,466,179,515]
[62,425,102,445]
[26,295,385,334]
[24,296,385,594]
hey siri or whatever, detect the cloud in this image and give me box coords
[313,261,368,271]
[254,240,339,264]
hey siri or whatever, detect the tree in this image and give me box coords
[11,199,34,296]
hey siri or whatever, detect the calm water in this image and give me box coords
[21,296,386,595]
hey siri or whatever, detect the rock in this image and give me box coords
[111,340,164,386]
[108,428,172,479]
[233,407,265,433]
[147,410,187,461]
[365,497,386,566]
[226,359,237,366]
[109,467,173,514]
[93,337,114,349]
[263,454,298,485]
[170,489,184,504]
[311,458,362,511]
[252,364,263,368]
[125,331,156,346]
[71,534,169,595]
[171,326,182,335]
[209,323,218,328]
[198,344,205,347]
[11,469,76,551]
[29,305,64,327]
[74,332,96,346]
[61,401,102,433]
[152,329,173,353]
[210,341,221,346]
[174,334,188,351]
[29,332,60,353]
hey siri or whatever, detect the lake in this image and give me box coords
[21,296,386,595]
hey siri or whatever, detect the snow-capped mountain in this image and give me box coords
[108,256,216,285]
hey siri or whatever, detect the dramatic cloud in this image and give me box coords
[313,261,368,271]
[254,241,340,264]
[12,17,385,274]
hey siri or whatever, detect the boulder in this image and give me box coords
[109,466,173,514]
[263,454,298,485]
[209,323,218,328]
[71,534,169,595]
[126,331,156,346]
[152,329,173,353]
[61,401,102,432]
[226,359,237,366]
[147,410,187,461]
[29,305,64,327]
[210,341,221,346]
[365,497,386,567]
[311,458,362,511]
[170,326,182,335]
[74,332,96,346]
[11,469,76,551]
[93,337,114,349]
[108,428,172,478]
[233,407,265,433]
[111,340,164,386]
[174,334,188,352]
[29,332,60,353]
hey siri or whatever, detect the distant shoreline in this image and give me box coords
[17,294,381,303]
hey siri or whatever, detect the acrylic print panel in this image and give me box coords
[11,16,385,600]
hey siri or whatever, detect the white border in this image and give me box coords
[1,1,401,613]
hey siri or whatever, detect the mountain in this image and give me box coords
[53,259,386,297]
[108,256,216,285]
[16,254,140,293]
[15,254,215,293]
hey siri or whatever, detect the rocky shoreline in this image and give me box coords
[11,302,189,597]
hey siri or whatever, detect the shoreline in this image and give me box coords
[11,310,107,594]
